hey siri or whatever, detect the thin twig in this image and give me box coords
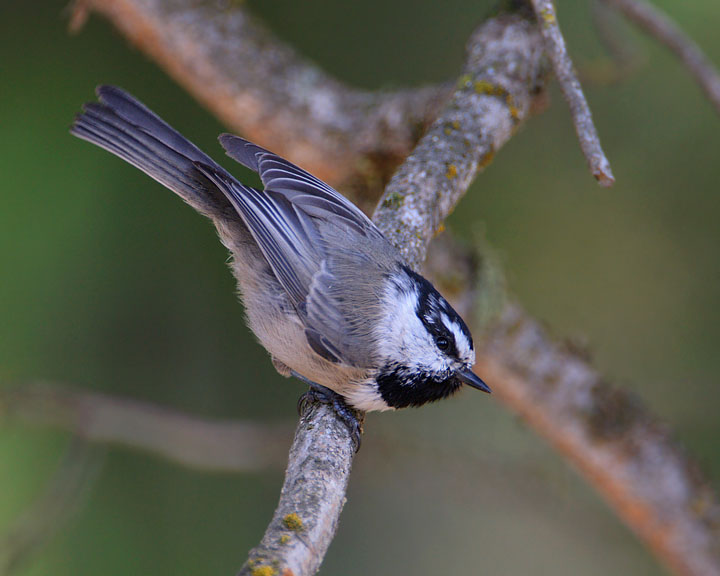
[529,0,615,186]
[1,383,290,472]
[71,0,449,195]
[603,0,720,115]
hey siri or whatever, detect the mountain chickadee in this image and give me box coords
[71,86,490,439]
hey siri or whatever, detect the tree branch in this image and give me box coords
[476,303,720,576]
[373,15,546,265]
[602,0,720,115]
[237,402,358,576]
[529,0,615,186]
[1,383,290,472]
[238,12,548,576]
[71,0,449,194]
[424,235,720,576]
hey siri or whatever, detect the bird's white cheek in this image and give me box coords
[377,287,421,361]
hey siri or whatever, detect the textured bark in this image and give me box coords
[373,15,547,266]
[237,403,357,576]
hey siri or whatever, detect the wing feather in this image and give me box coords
[74,87,387,368]
[201,137,396,367]
[219,134,384,239]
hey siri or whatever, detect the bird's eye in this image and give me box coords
[436,336,450,351]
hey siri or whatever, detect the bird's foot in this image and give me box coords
[294,372,363,452]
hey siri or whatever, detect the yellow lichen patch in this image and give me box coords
[434,223,446,237]
[474,81,508,98]
[473,80,497,95]
[251,566,277,576]
[282,513,304,531]
[478,150,496,170]
[279,534,291,545]
[445,164,458,180]
[505,94,520,120]
[382,191,403,210]
[540,7,555,25]
[443,120,461,136]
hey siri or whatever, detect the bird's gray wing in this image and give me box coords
[196,163,320,307]
[303,244,388,367]
[219,134,385,240]
[195,162,382,367]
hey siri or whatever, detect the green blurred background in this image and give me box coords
[1,0,719,574]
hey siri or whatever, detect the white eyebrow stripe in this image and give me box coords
[449,319,472,359]
[440,313,452,330]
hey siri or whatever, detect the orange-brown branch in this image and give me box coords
[74,0,448,194]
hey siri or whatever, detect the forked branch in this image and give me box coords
[64,1,720,576]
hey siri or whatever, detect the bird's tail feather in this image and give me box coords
[70,85,232,219]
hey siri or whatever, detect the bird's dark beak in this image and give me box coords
[457,367,491,394]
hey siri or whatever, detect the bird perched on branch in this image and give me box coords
[71,86,490,445]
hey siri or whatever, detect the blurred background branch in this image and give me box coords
[71,0,450,200]
[602,0,720,114]
[475,303,720,576]
[1,383,290,472]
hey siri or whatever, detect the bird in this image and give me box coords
[70,86,490,444]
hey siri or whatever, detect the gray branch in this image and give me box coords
[603,0,720,115]
[373,15,546,265]
[237,12,549,576]
[237,403,358,576]
[476,302,720,576]
[423,234,720,576]
[529,0,615,186]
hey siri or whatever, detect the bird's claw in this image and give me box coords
[297,385,363,452]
